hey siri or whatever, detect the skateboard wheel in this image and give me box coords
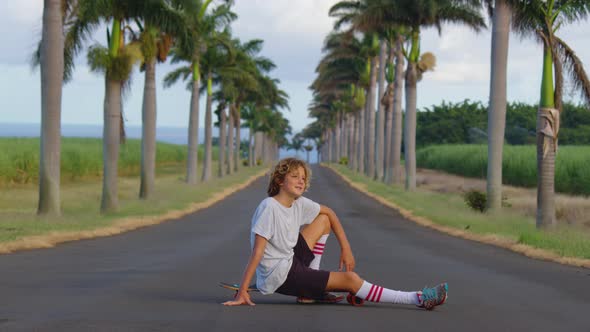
[346,293,365,306]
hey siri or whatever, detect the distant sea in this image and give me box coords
[0,123,316,163]
[0,122,200,145]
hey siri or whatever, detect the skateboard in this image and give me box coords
[220,281,365,306]
[346,293,365,306]
[219,282,260,297]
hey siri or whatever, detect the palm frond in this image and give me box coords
[163,66,192,88]
[554,35,590,107]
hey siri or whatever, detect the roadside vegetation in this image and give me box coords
[417,144,590,196]
[0,143,265,250]
[327,164,590,263]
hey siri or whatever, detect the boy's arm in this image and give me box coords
[319,204,355,272]
[223,234,267,306]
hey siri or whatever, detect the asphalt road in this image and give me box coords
[1,166,589,332]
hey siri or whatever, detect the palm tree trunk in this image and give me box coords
[404,62,418,191]
[248,127,254,166]
[101,78,122,213]
[255,131,263,164]
[186,61,200,185]
[227,105,234,174]
[367,57,377,178]
[376,40,387,181]
[341,112,347,160]
[218,106,227,178]
[358,102,365,174]
[334,113,341,162]
[486,0,511,211]
[349,112,356,170]
[536,44,558,229]
[234,105,241,172]
[392,38,405,184]
[327,129,333,163]
[201,73,213,182]
[37,0,63,216]
[384,81,393,184]
[140,59,157,199]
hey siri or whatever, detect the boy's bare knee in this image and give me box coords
[346,272,361,283]
[344,272,362,292]
[316,214,331,233]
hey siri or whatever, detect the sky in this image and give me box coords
[0,0,589,134]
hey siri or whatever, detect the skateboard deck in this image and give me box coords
[219,282,363,306]
[219,282,260,293]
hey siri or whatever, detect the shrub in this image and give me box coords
[339,156,349,165]
[464,190,487,213]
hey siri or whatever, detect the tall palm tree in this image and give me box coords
[135,1,183,199]
[289,133,305,158]
[63,0,157,212]
[485,0,512,211]
[199,29,239,181]
[164,0,236,184]
[214,98,228,177]
[359,0,485,190]
[511,0,590,228]
[375,39,387,180]
[37,0,68,216]
[311,30,365,171]
[231,39,277,172]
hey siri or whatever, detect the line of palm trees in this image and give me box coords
[306,0,590,229]
[37,0,292,216]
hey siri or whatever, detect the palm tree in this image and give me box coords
[359,0,485,190]
[135,1,183,199]
[511,0,590,228]
[37,0,68,216]
[382,28,406,185]
[214,98,228,177]
[376,39,387,180]
[311,30,365,171]
[63,0,157,212]
[485,0,512,211]
[290,133,304,158]
[164,0,236,184]
[231,39,278,172]
[199,29,239,182]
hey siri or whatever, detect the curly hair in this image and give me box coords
[267,158,311,197]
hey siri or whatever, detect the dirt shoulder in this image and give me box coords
[415,168,590,229]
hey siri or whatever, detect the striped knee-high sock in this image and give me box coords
[308,234,329,270]
[355,281,420,305]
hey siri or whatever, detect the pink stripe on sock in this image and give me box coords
[312,250,323,255]
[375,286,384,302]
[370,286,380,302]
[314,243,325,247]
[365,285,376,301]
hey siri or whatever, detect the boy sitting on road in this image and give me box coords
[223,158,447,309]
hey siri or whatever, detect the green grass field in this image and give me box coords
[416,145,590,196]
[0,137,261,248]
[328,164,590,261]
[0,137,220,185]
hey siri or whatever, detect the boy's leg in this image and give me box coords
[300,214,330,270]
[326,271,448,309]
[300,213,330,250]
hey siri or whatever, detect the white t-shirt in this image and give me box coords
[250,196,321,294]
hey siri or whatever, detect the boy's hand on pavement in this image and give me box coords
[222,291,255,306]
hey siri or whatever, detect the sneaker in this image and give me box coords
[417,283,448,310]
[296,292,345,304]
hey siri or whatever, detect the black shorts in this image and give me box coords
[275,233,330,298]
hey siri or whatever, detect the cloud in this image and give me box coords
[429,61,489,83]
[2,0,42,25]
